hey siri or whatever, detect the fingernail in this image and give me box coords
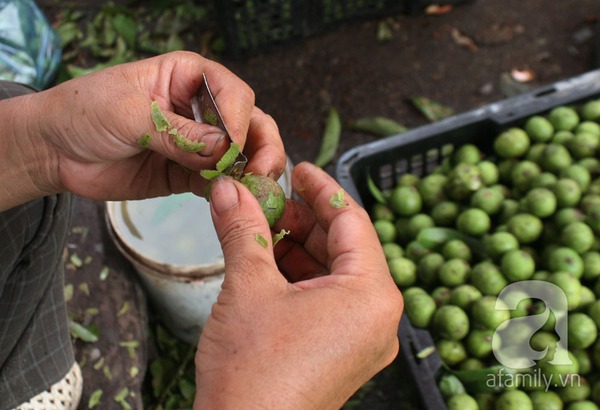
[210,177,239,215]
[198,132,226,156]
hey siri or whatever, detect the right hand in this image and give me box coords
[194,162,403,409]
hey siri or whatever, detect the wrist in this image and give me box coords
[0,90,61,210]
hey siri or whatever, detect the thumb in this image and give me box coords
[209,176,281,289]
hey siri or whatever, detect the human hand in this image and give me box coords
[194,162,403,409]
[22,51,284,202]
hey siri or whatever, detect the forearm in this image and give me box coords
[0,91,60,211]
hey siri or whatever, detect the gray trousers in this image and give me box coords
[0,81,73,410]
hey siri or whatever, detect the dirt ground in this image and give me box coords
[39,0,600,408]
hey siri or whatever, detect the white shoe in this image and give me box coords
[14,362,83,410]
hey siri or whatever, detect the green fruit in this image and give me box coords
[465,329,495,358]
[562,222,595,254]
[547,272,582,310]
[581,99,600,120]
[418,174,448,208]
[459,357,485,371]
[501,249,536,281]
[388,257,417,287]
[373,219,396,243]
[398,173,420,187]
[511,160,542,192]
[439,258,470,288]
[530,172,558,189]
[431,201,460,227]
[526,187,557,218]
[495,390,533,410]
[417,252,444,286]
[471,261,508,296]
[471,296,510,330]
[449,284,482,310]
[567,401,599,410]
[568,312,598,349]
[507,213,543,244]
[554,207,585,230]
[436,339,467,366]
[390,185,422,216]
[548,247,584,278]
[553,130,575,145]
[484,232,519,260]
[477,160,500,185]
[370,203,395,222]
[453,143,481,164]
[432,286,452,306]
[553,178,582,208]
[557,376,591,403]
[525,115,554,142]
[240,174,286,227]
[542,143,573,173]
[433,305,470,340]
[442,239,472,261]
[494,127,531,158]
[404,291,437,328]
[470,187,504,215]
[549,106,580,131]
[446,163,483,201]
[572,349,592,375]
[407,213,435,238]
[439,374,466,400]
[456,208,491,236]
[446,393,478,410]
[568,131,599,159]
[582,251,600,281]
[382,242,404,260]
[529,390,563,410]
[576,120,600,136]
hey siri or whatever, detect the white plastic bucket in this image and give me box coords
[105,159,293,345]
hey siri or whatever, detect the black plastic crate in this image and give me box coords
[214,0,473,59]
[335,69,600,409]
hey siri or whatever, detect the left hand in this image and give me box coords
[34,51,285,201]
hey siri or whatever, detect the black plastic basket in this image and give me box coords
[335,69,600,409]
[214,0,473,59]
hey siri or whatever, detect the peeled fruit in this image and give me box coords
[240,174,286,227]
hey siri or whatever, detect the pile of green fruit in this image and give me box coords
[369,99,600,410]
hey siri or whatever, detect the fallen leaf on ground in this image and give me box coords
[411,97,455,122]
[450,28,478,51]
[425,4,453,14]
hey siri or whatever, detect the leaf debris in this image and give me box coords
[151,101,171,132]
[330,189,348,208]
[255,233,269,248]
[88,389,103,409]
[272,229,290,246]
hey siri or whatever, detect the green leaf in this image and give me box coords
[178,378,196,400]
[117,302,130,317]
[165,32,185,53]
[255,233,269,248]
[272,229,290,246]
[200,169,225,180]
[349,116,407,137]
[411,97,454,122]
[329,189,348,208]
[56,22,83,49]
[366,172,388,205]
[151,101,171,132]
[114,387,132,410]
[138,133,151,148]
[314,107,342,168]
[99,266,110,281]
[64,284,74,302]
[70,253,83,268]
[119,340,139,359]
[111,13,137,50]
[377,20,393,42]
[88,389,103,408]
[216,143,241,172]
[172,134,206,153]
[69,320,99,343]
